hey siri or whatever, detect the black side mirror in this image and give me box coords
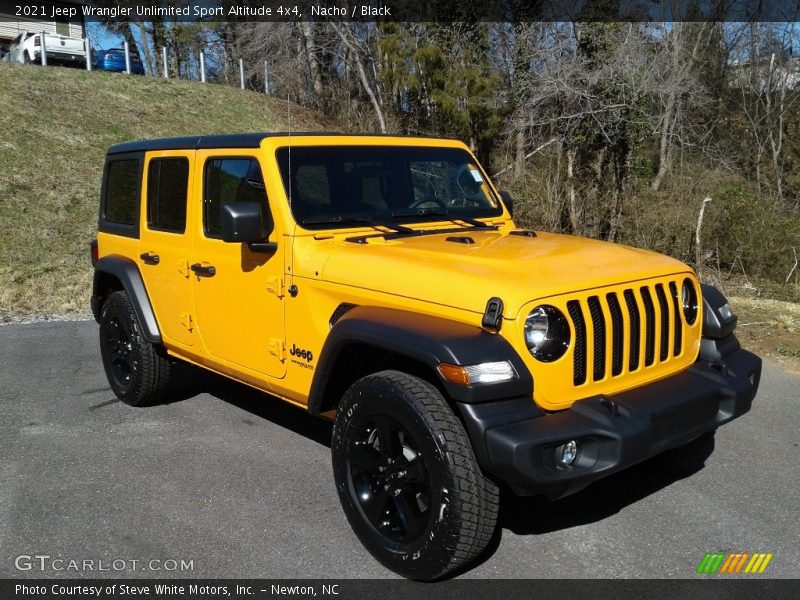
[499,191,514,218]
[220,202,276,252]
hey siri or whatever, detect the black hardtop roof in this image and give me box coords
[106,132,457,155]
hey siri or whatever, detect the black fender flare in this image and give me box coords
[91,255,162,343]
[307,306,532,414]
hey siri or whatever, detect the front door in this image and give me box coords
[138,151,195,348]
[191,150,286,380]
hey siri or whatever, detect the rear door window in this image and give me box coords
[146,158,189,233]
[104,159,140,226]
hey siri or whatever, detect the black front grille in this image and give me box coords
[564,281,687,387]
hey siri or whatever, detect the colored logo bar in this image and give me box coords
[696,552,773,574]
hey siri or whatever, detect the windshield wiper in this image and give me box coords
[390,209,492,229]
[301,215,413,234]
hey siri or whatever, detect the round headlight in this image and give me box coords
[681,278,699,325]
[524,305,570,362]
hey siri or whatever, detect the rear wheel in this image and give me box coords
[331,370,498,580]
[23,51,33,64]
[99,290,171,407]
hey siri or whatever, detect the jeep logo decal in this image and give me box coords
[289,344,313,362]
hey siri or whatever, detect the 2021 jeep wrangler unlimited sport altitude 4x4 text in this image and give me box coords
[91,133,761,580]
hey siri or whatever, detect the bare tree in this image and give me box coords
[649,23,712,191]
[727,22,800,201]
[329,22,388,133]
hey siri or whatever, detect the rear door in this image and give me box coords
[138,151,195,348]
[191,150,286,381]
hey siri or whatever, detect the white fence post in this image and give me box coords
[239,58,245,89]
[264,61,269,94]
[199,50,206,83]
[84,38,91,71]
[40,31,47,66]
[123,40,131,74]
[162,46,168,79]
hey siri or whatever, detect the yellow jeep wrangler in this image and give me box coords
[91,133,761,579]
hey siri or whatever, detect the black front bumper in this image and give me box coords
[458,339,761,499]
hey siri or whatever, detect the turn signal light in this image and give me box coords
[437,363,470,385]
[438,361,515,385]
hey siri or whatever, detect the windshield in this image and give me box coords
[276,146,503,229]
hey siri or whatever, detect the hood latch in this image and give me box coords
[482,297,504,333]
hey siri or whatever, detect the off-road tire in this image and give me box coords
[656,430,716,473]
[99,290,171,407]
[331,370,499,580]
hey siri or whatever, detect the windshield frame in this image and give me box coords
[274,144,504,231]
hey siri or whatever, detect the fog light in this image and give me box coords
[556,440,579,467]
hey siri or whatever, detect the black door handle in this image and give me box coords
[139,252,160,265]
[190,263,216,277]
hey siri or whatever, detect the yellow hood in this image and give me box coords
[317,230,693,319]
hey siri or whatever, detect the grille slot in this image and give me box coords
[669,282,683,357]
[641,287,656,366]
[655,284,670,361]
[587,296,606,381]
[567,301,587,385]
[623,289,641,371]
[606,293,624,376]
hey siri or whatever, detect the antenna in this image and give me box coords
[287,93,292,208]
[286,92,296,294]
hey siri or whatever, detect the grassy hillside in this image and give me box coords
[0,62,327,316]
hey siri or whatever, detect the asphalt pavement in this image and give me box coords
[1,321,798,579]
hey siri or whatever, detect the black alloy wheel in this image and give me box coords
[101,311,136,390]
[348,414,431,543]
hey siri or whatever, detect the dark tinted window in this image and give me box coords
[204,158,267,237]
[147,158,189,233]
[104,159,140,225]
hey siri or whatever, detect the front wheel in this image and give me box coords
[331,370,498,580]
